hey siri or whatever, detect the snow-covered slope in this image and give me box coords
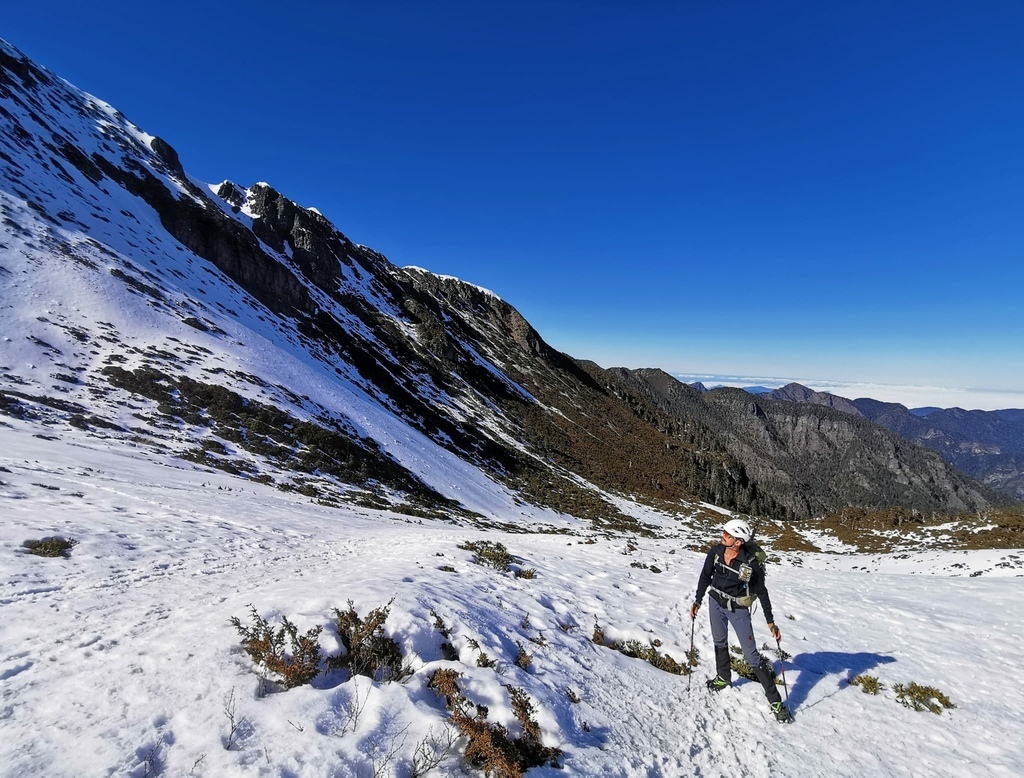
[0,36,567,522]
[2,422,1022,776]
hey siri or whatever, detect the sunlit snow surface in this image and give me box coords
[2,423,1022,777]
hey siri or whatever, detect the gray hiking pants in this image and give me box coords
[708,596,781,704]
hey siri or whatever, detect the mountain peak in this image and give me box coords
[767,383,864,417]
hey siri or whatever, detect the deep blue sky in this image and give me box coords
[5,1,1023,408]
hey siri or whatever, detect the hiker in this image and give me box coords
[689,518,793,723]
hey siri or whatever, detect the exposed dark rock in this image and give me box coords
[149,136,185,178]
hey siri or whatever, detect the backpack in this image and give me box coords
[745,538,768,575]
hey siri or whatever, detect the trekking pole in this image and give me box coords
[776,636,789,707]
[687,612,696,694]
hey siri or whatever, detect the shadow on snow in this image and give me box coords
[781,651,896,711]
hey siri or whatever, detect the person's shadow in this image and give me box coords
[775,651,897,711]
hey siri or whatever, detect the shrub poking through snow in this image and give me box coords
[229,606,323,690]
[686,645,700,669]
[592,624,688,675]
[729,645,779,683]
[762,641,792,661]
[427,668,464,709]
[466,637,496,668]
[849,674,885,695]
[514,642,532,670]
[328,599,408,682]
[430,609,458,660]
[430,609,452,638]
[409,725,458,778]
[608,639,688,675]
[459,540,513,572]
[893,682,956,714]
[515,568,537,579]
[426,670,562,777]
[22,536,77,557]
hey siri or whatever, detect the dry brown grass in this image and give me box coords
[767,523,821,553]
[815,505,1024,552]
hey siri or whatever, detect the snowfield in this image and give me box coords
[2,422,1022,777]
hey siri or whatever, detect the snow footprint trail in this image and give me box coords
[0,463,370,774]
[671,677,798,778]
[1,529,371,774]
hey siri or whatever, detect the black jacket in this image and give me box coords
[694,543,775,624]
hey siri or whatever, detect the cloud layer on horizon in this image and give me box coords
[674,373,1024,412]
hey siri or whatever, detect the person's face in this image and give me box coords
[721,530,740,548]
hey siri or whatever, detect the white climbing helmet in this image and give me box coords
[722,518,752,543]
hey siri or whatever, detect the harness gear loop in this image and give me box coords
[710,585,755,610]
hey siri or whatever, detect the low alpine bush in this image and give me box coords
[229,606,323,690]
[514,642,532,670]
[729,646,778,683]
[849,674,885,695]
[22,536,77,558]
[609,639,687,675]
[426,670,561,777]
[328,599,408,682]
[893,682,956,714]
[458,540,513,572]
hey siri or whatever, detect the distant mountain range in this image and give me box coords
[754,383,1024,501]
[0,38,1015,526]
[689,381,1024,501]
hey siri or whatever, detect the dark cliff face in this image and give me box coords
[702,389,1002,516]
[0,38,1010,523]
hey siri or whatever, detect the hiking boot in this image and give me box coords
[706,676,731,692]
[771,701,793,723]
